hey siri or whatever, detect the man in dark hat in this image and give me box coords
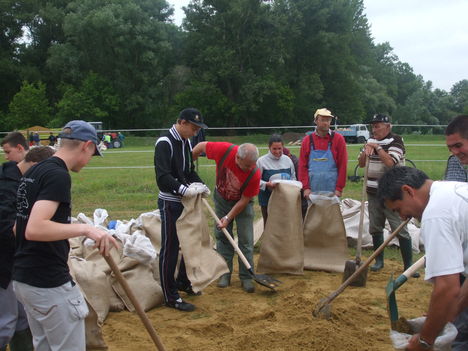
[154,108,209,312]
[357,114,417,275]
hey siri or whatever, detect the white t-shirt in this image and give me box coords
[422,181,468,281]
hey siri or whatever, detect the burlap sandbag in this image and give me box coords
[257,182,304,274]
[84,303,108,350]
[303,194,348,272]
[111,263,164,312]
[136,210,162,253]
[68,258,111,350]
[178,194,230,293]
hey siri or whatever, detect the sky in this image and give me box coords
[167,0,468,92]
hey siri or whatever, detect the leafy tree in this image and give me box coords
[450,79,468,114]
[47,0,175,128]
[6,81,51,129]
[55,72,119,127]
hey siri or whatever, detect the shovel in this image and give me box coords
[103,253,166,351]
[202,198,281,291]
[387,255,425,330]
[342,156,369,287]
[313,218,410,319]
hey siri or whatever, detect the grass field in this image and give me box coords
[72,133,451,220]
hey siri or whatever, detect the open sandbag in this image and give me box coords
[303,194,348,272]
[257,181,304,275]
[178,192,230,293]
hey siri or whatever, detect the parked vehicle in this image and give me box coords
[335,124,369,144]
[88,121,123,148]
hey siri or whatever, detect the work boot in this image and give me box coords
[370,234,384,272]
[9,328,33,351]
[399,236,420,278]
[217,273,231,288]
[241,279,255,293]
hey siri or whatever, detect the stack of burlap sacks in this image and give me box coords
[69,195,229,350]
[257,181,422,276]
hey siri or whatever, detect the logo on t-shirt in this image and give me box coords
[16,182,29,215]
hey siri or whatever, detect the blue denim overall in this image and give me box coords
[307,134,337,193]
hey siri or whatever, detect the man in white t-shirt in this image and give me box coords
[378,166,468,351]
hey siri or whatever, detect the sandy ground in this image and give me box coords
[101,256,431,351]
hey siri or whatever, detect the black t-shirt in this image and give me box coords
[0,161,22,288]
[13,156,72,288]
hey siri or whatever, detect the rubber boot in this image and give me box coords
[9,328,34,351]
[399,236,420,278]
[370,234,384,272]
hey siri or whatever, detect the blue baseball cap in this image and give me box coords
[59,120,102,156]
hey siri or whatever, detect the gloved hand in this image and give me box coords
[201,184,211,198]
[183,187,202,198]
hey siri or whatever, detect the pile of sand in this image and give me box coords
[102,256,430,351]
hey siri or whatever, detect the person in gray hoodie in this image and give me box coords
[256,134,296,226]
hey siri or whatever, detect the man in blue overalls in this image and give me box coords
[298,108,348,199]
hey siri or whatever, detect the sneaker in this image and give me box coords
[217,273,231,288]
[166,298,195,312]
[241,279,255,293]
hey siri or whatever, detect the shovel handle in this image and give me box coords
[356,157,369,260]
[320,218,410,306]
[104,254,166,351]
[202,198,252,271]
[401,255,425,280]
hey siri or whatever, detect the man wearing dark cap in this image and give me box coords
[154,108,210,312]
[357,114,417,275]
[12,120,118,351]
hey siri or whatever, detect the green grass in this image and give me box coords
[71,134,450,219]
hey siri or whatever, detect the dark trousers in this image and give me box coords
[158,198,190,304]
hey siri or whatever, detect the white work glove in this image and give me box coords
[183,187,202,198]
[200,184,211,198]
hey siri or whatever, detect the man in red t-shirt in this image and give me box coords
[193,142,260,293]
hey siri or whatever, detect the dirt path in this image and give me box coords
[102,258,430,351]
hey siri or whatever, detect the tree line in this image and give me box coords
[1,0,467,131]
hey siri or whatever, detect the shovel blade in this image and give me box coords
[252,273,282,291]
[342,259,368,287]
[386,275,399,327]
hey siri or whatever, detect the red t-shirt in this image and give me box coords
[206,142,260,201]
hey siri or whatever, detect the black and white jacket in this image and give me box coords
[154,125,203,202]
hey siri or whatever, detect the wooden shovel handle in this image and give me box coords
[322,218,410,306]
[202,198,252,271]
[104,254,166,351]
[356,156,369,260]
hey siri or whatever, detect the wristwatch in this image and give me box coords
[418,336,432,350]
[223,215,230,222]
